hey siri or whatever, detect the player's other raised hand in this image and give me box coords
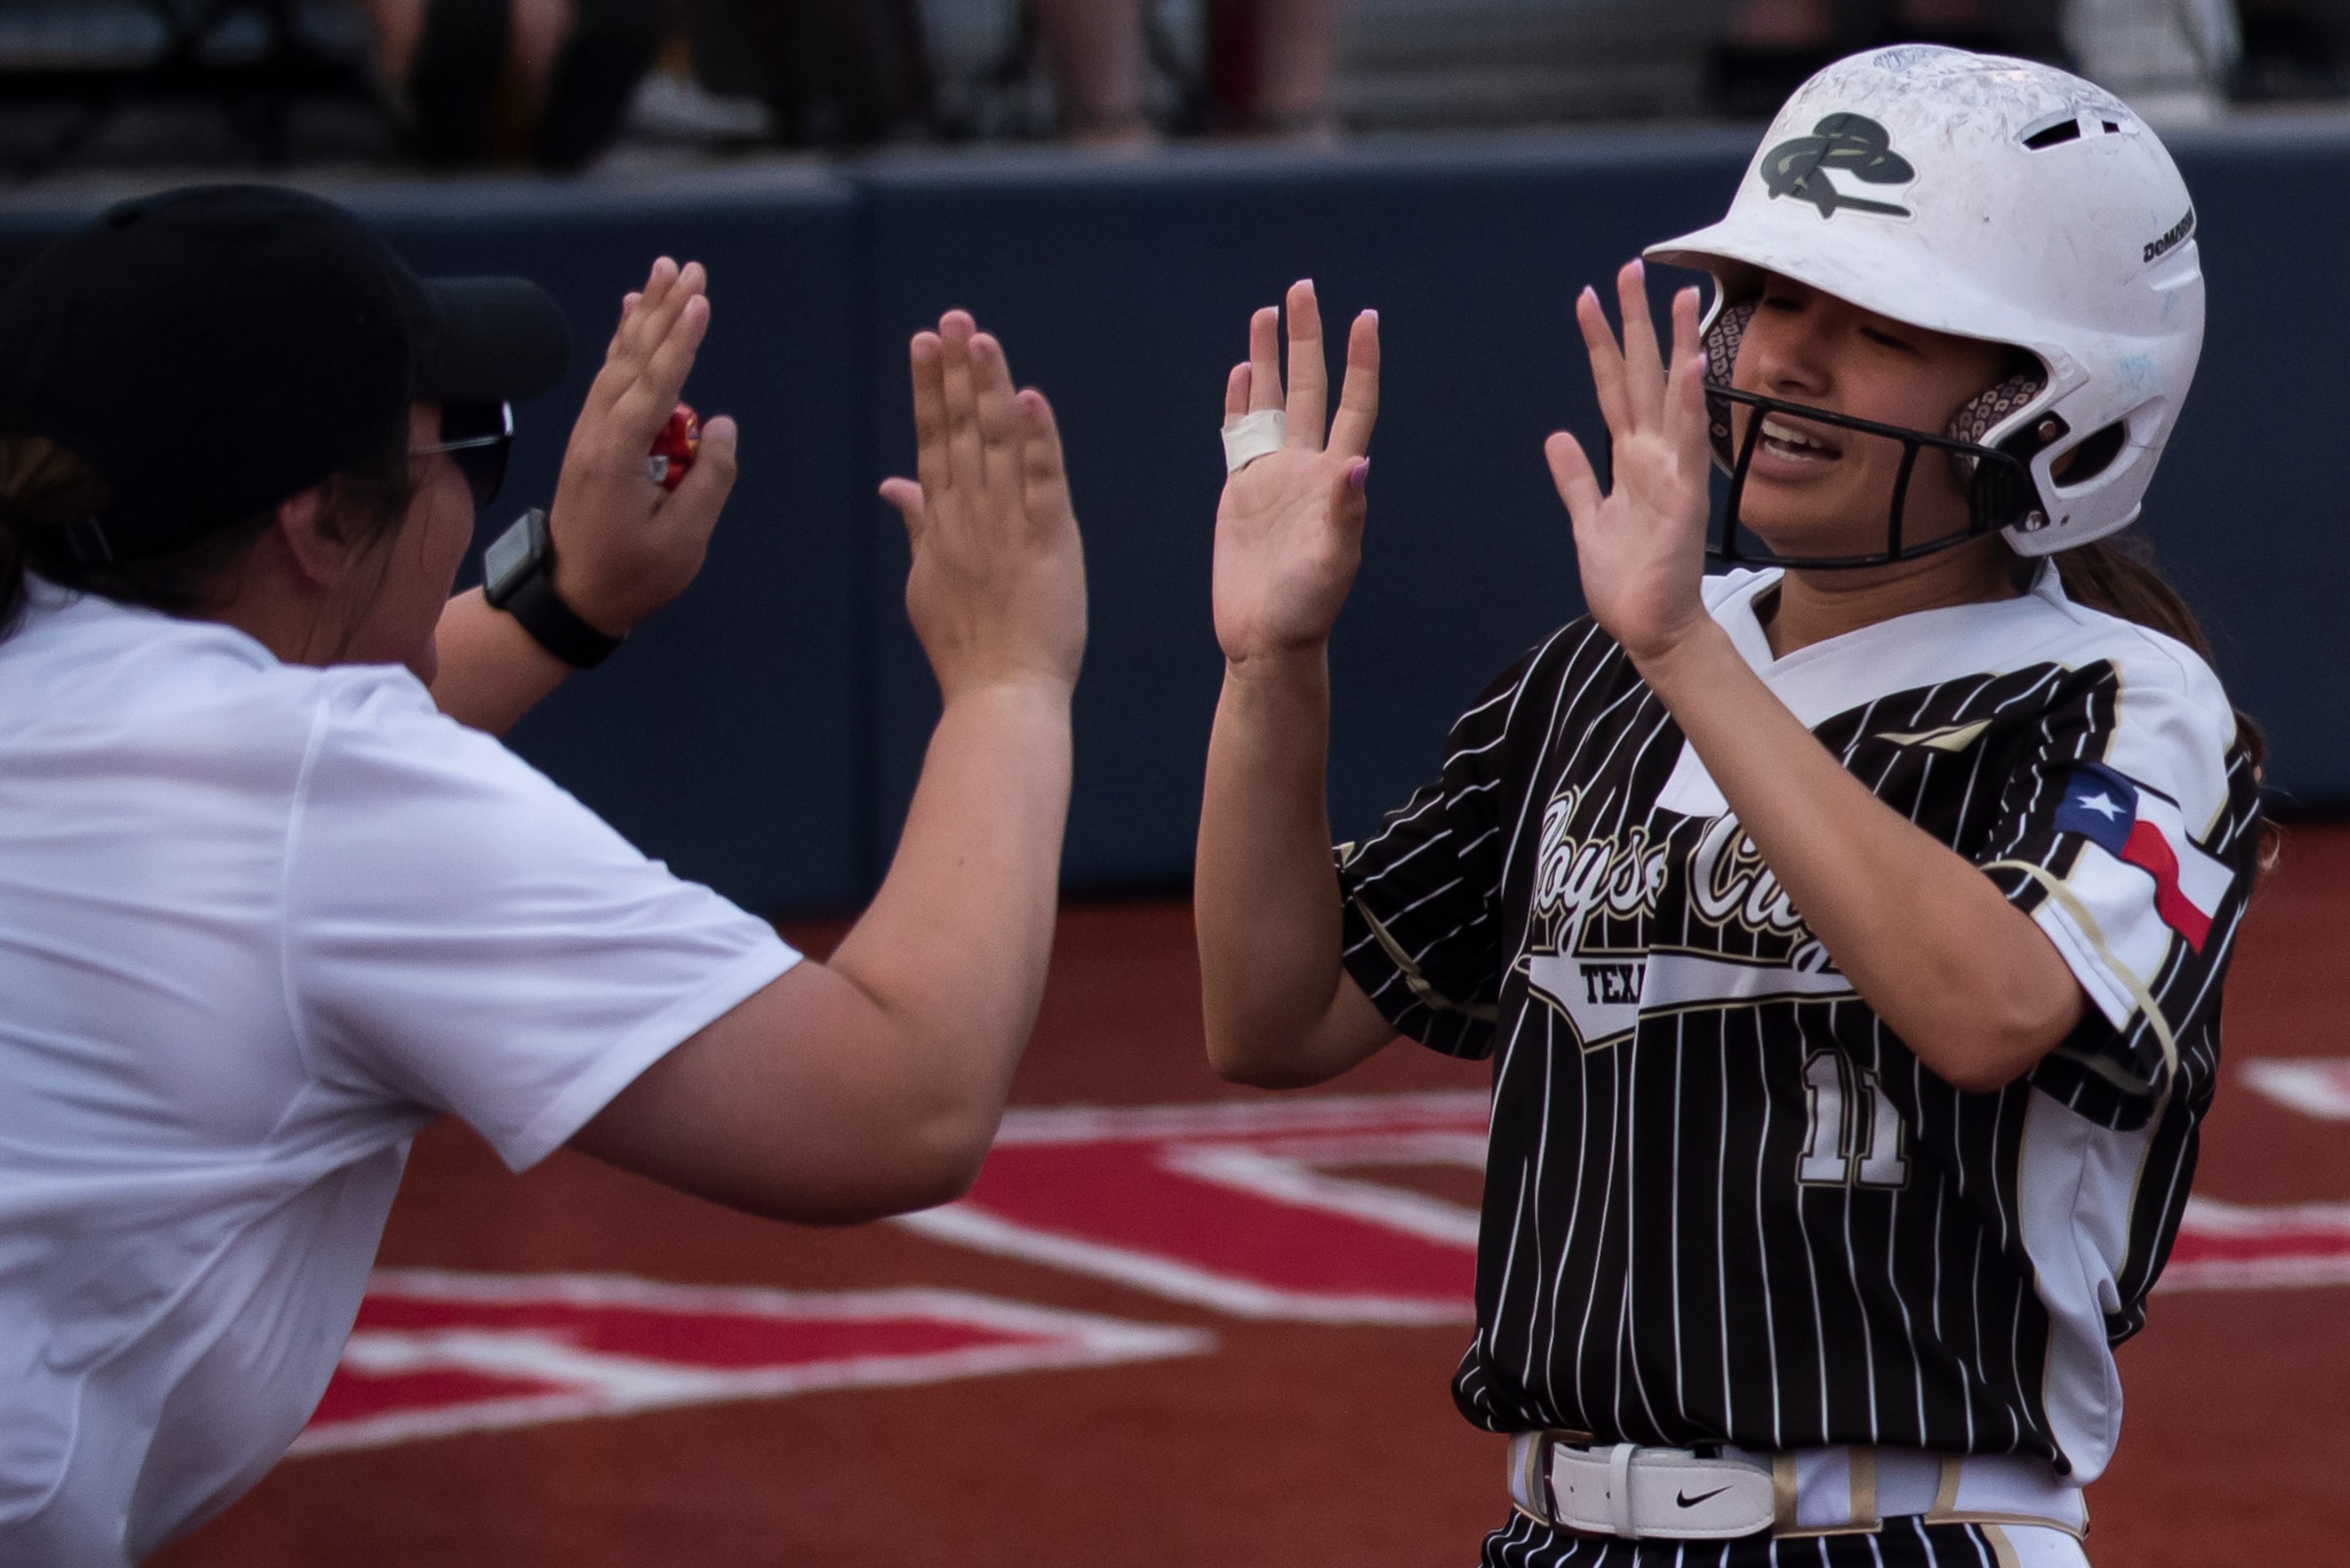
[547,257,741,637]
[1213,280,1380,668]
[879,311,1088,703]
[1545,261,1714,670]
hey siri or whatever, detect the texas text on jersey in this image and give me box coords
[1334,564,2260,1485]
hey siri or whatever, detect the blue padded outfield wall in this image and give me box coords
[3,117,2344,913]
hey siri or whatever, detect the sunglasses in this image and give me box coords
[413,401,514,510]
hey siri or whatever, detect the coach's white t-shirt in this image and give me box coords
[0,579,799,1564]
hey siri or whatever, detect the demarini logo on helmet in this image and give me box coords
[2145,208,2195,264]
[1760,113,1914,220]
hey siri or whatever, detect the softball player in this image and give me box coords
[1197,47,2260,1565]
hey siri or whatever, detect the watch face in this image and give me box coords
[483,508,547,604]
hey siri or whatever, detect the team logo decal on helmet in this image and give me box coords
[1645,45,2206,567]
[1760,114,1914,220]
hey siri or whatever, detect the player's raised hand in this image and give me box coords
[546,257,741,635]
[879,311,1087,704]
[1212,281,1380,668]
[1546,260,1713,669]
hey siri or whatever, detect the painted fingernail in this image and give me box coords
[1363,308,1379,325]
[1295,277,1313,291]
[1630,258,1645,277]
[1348,458,1370,491]
[1581,285,1597,302]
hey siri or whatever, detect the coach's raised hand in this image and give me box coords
[818,309,1083,1181]
[548,256,740,638]
[428,256,738,735]
[879,311,1086,703]
[1213,280,1380,670]
[573,312,1085,1224]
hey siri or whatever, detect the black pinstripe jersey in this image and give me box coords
[1335,564,2261,1484]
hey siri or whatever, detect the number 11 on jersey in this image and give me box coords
[1798,1050,1912,1189]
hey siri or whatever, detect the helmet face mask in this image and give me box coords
[1699,293,2058,571]
[1648,44,2205,570]
[1706,382,2046,571]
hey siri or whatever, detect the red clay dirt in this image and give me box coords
[157,831,2350,1567]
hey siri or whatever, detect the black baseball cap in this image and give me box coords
[0,183,570,564]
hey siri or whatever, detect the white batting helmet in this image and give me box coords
[1647,44,2205,559]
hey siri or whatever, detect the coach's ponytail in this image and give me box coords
[0,421,413,645]
[2049,534,2277,867]
[0,509,20,640]
[0,434,109,640]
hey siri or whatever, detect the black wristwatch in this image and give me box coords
[481,508,623,670]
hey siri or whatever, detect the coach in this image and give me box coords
[0,185,1086,1563]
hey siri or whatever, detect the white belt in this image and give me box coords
[1507,1432,2089,1541]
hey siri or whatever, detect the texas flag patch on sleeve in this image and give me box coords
[2053,762,2231,953]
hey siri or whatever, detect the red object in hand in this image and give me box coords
[646,403,700,490]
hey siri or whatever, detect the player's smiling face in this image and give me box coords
[1728,275,2014,560]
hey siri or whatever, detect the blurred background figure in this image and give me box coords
[1713,0,2276,117]
[687,0,931,149]
[362,0,661,169]
[1713,0,2069,114]
[1008,0,1342,144]
[0,1,395,174]
[1198,0,1344,135]
[1032,0,1157,142]
[2233,0,2350,97]
[3,2,2348,172]
[1213,0,1344,134]
[2064,0,2241,115]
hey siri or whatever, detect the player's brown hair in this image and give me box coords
[2049,534,2277,868]
[0,427,411,640]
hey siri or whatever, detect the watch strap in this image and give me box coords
[504,554,623,670]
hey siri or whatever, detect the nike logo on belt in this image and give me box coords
[1675,1486,1731,1509]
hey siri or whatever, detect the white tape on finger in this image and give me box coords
[1221,409,1287,473]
